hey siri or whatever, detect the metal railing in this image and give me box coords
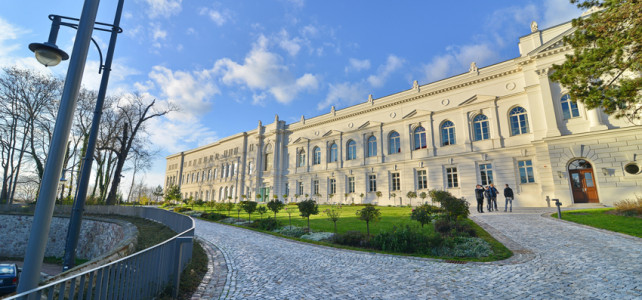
[6,206,194,300]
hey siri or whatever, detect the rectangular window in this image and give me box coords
[297,181,304,195]
[479,163,494,186]
[285,183,289,197]
[391,173,401,191]
[446,167,459,188]
[313,180,319,195]
[417,170,427,190]
[518,160,535,183]
[329,179,336,194]
[368,175,377,192]
[348,177,355,193]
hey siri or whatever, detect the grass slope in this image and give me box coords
[559,208,642,238]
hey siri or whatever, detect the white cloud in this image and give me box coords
[199,7,231,26]
[422,44,497,83]
[541,0,582,27]
[277,29,302,56]
[213,35,319,104]
[146,66,219,121]
[146,116,219,153]
[345,58,371,73]
[80,59,141,92]
[318,81,368,110]
[150,22,167,41]
[144,0,183,19]
[367,55,404,88]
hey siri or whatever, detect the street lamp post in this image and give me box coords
[17,0,100,294]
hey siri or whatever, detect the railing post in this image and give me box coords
[172,237,193,299]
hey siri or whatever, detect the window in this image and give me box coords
[391,173,401,191]
[297,181,304,195]
[518,160,535,183]
[313,147,321,165]
[367,136,377,157]
[388,131,401,154]
[413,126,427,150]
[329,143,338,162]
[479,163,494,186]
[446,167,459,188]
[285,183,289,196]
[440,120,456,146]
[368,175,377,192]
[473,114,490,141]
[348,177,355,193]
[248,163,253,175]
[329,178,336,194]
[417,170,427,190]
[298,150,306,167]
[313,180,319,195]
[347,140,357,160]
[509,106,530,136]
[196,172,199,183]
[561,94,580,119]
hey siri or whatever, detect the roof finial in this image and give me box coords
[530,21,538,33]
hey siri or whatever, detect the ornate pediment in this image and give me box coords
[402,109,431,120]
[527,27,574,56]
[458,95,497,106]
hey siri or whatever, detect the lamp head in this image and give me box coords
[29,42,69,67]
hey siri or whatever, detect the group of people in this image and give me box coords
[474,183,514,213]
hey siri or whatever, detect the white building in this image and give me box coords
[165,18,641,207]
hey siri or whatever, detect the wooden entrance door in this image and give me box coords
[569,169,599,203]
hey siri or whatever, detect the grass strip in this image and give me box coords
[557,208,642,238]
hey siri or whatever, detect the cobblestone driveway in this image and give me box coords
[195,209,642,299]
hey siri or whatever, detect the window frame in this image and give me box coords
[446,167,459,188]
[509,106,530,136]
[388,131,401,154]
[479,163,494,186]
[518,160,535,183]
[417,169,428,190]
[440,120,456,146]
[348,176,355,193]
[329,143,338,162]
[297,150,306,167]
[391,172,401,191]
[313,147,321,165]
[368,174,377,192]
[413,126,427,150]
[329,178,336,194]
[367,136,377,157]
[473,114,490,141]
[346,140,357,160]
[561,94,580,119]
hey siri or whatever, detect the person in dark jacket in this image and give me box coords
[490,183,499,211]
[474,185,485,213]
[504,184,514,212]
[484,186,493,212]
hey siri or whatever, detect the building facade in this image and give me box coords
[165,19,642,207]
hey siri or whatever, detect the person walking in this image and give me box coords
[504,184,514,212]
[490,183,499,211]
[484,186,493,212]
[475,185,485,213]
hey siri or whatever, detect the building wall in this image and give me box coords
[166,19,642,207]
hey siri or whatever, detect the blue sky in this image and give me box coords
[0,0,583,192]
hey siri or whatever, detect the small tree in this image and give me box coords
[418,192,427,204]
[411,204,441,228]
[406,191,417,206]
[328,193,334,204]
[304,193,309,199]
[164,185,181,204]
[257,206,267,219]
[267,199,285,219]
[256,194,262,202]
[284,206,295,227]
[294,194,300,202]
[152,185,164,203]
[359,193,364,204]
[225,201,235,216]
[344,193,349,204]
[356,204,381,236]
[282,194,288,203]
[297,199,319,232]
[375,191,382,204]
[240,200,258,221]
[235,203,243,221]
[324,205,342,233]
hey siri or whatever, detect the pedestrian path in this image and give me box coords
[194,208,642,299]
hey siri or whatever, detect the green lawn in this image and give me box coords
[179,203,512,261]
[559,208,642,238]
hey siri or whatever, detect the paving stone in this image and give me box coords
[193,208,642,299]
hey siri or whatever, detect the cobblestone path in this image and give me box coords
[195,209,641,299]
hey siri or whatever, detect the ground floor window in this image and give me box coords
[391,172,400,191]
[446,167,458,188]
[284,183,289,197]
[297,181,304,195]
[313,180,319,195]
[479,163,493,186]
[329,178,336,194]
[518,160,535,183]
[417,169,427,189]
[348,177,355,193]
[368,175,377,192]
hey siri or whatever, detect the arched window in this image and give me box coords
[561,94,580,119]
[414,126,427,150]
[298,150,306,167]
[509,106,530,135]
[313,147,321,165]
[473,114,489,141]
[367,136,377,157]
[346,140,357,160]
[441,120,456,146]
[388,131,401,154]
[329,143,338,162]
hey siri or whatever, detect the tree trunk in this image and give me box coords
[106,123,128,205]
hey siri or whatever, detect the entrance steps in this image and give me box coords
[568,203,608,208]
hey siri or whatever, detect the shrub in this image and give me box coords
[173,207,191,213]
[430,190,470,221]
[250,217,281,231]
[274,226,307,238]
[267,199,285,218]
[201,212,227,221]
[370,225,443,254]
[300,232,334,241]
[331,231,369,247]
[240,201,258,221]
[297,199,319,231]
[434,219,476,237]
[411,204,441,227]
[614,195,642,216]
[356,204,381,236]
[257,206,267,219]
[435,237,492,258]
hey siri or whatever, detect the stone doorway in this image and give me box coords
[568,159,599,203]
